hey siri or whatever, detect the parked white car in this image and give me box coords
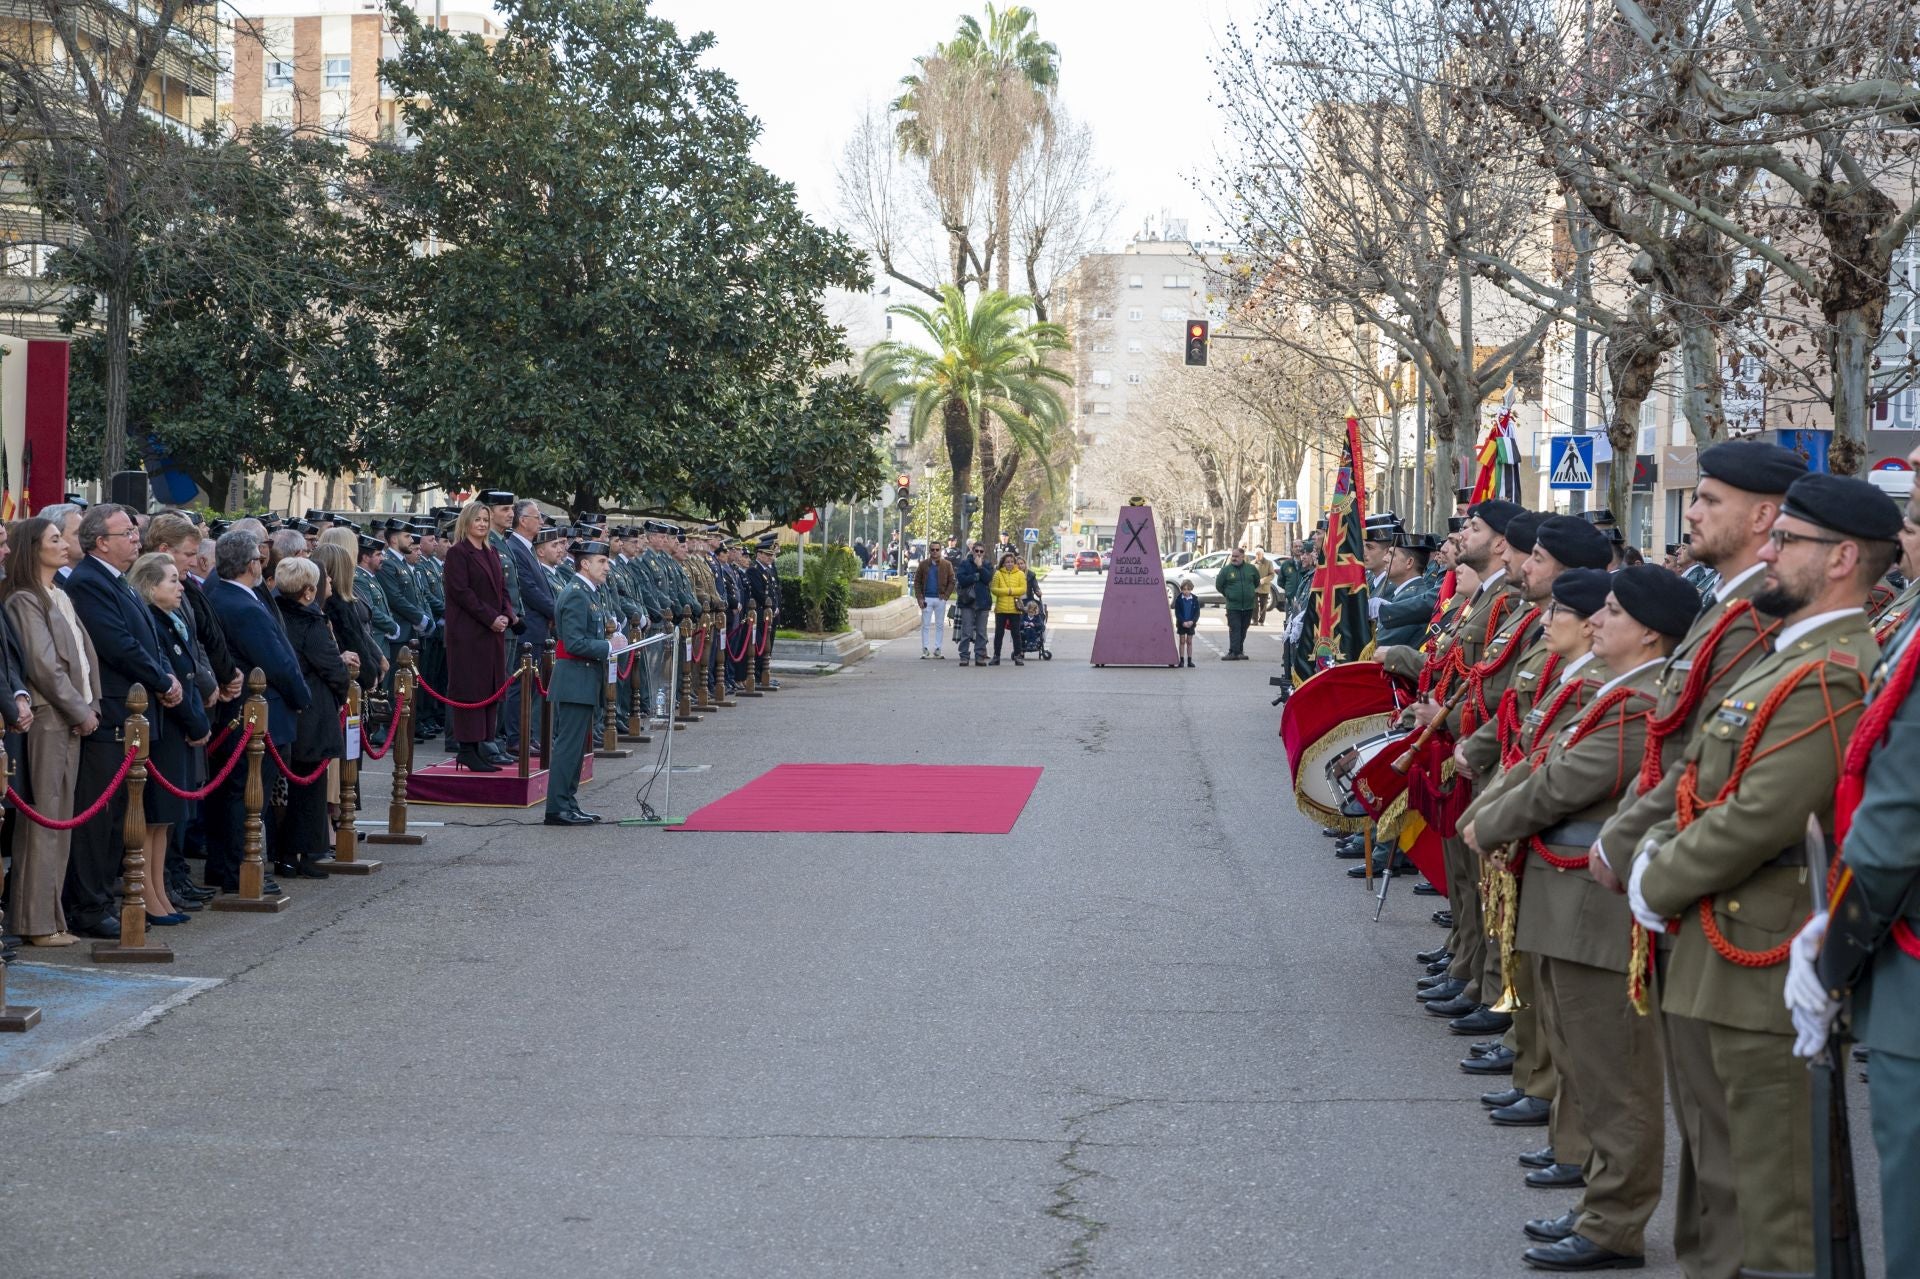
[1167,551,1278,607]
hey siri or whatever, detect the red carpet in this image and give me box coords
[675,764,1043,833]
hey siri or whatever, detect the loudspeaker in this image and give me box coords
[108,469,150,511]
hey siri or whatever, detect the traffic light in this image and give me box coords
[962,493,980,516]
[1184,320,1209,367]
[895,472,912,512]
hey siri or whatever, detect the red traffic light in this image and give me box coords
[895,473,912,489]
[1184,319,1210,367]
[1188,323,1206,339]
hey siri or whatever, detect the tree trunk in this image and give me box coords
[101,287,132,479]
[1813,183,1899,477]
[1830,308,1880,476]
[1675,318,1726,446]
[993,169,1011,295]
[944,397,973,539]
[979,429,1020,552]
[1604,300,1677,532]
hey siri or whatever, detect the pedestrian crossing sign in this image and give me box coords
[1548,435,1595,490]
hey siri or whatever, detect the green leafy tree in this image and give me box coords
[359,0,887,516]
[862,285,1069,549]
[61,125,376,502]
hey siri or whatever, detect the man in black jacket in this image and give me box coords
[60,504,182,939]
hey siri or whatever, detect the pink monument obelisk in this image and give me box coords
[1091,504,1179,668]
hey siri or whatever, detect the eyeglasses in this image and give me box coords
[1768,529,1845,550]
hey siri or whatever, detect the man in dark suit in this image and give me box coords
[502,500,554,752]
[204,528,310,893]
[58,504,182,938]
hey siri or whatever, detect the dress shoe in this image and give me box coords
[1412,881,1443,896]
[173,896,205,913]
[1322,826,1346,838]
[1418,979,1467,1005]
[1525,1163,1587,1189]
[1481,1086,1525,1108]
[1432,909,1453,926]
[1415,944,1451,965]
[1334,835,1367,859]
[1468,1039,1504,1056]
[1416,972,1451,991]
[544,811,595,826]
[1425,958,1451,975]
[572,809,603,823]
[1490,1095,1552,1126]
[1346,858,1404,878]
[1521,1233,1641,1271]
[1461,1045,1517,1075]
[1523,1209,1580,1243]
[145,912,190,926]
[74,916,121,940]
[1450,1007,1515,1035]
[274,861,301,878]
[1425,993,1478,1017]
[956,658,970,667]
[481,741,512,763]
[1518,1146,1557,1169]
[294,857,331,880]
[263,877,284,897]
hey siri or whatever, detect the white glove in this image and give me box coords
[1627,850,1669,933]
[1792,1001,1837,1060]
[1368,596,1384,621]
[1589,839,1611,873]
[1785,912,1840,1060]
[1286,612,1305,642]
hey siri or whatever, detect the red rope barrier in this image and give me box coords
[146,727,255,800]
[757,619,772,656]
[359,716,393,760]
[619,651,637,681]
[415,671,518,710]
[264,735,333,787]
[728,620,751,662]
[692,623,709,663]
[9,747,137,830]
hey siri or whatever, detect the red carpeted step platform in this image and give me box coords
[675,764,1042,834]
[408,753,594,809]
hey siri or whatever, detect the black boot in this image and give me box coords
[456,744,501,773]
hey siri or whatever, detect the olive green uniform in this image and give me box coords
[547,576,611,818]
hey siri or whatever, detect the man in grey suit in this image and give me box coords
[545,539,614,827]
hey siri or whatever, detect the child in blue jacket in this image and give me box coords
[1172,580,1200,667]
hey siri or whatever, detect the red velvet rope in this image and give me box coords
[692,623,710,663]
[619,651,637,681]
[9,747,137,829]
[263,735,333,787]
[728,620,752,661]
[359,715,393,760]
[146,727,255,800]
[415,671,518,709]
[757,615,773,656]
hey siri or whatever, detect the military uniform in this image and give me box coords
[546,559,612,824]
[1635,609,1878,1276]
[1829,604,1920,1278]
[1374,571,1437,648]
[355,554,400,663]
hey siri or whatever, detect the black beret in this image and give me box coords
[1504,510,1543,553]
[357,534,383,555]
[1781,472,1903,542]
[1535,515,1614,570]
[1469,499,1525,536]
[478,490,515,506]
[569,540,610,559]
[1698,440,1807,495]
[1550,567,1612,618]
[1610,565,1702,638]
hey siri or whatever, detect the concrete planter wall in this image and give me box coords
[847,594,919,641]
[770,631,872,669]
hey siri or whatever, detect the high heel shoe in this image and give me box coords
[456,745,502,773]
[145,912,190,927]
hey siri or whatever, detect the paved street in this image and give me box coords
[0,570,1879,1277]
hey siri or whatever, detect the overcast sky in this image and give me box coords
[643,0,1245,249]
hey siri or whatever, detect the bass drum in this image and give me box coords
[1328,727,1413,816]
[1280,661,1403,830]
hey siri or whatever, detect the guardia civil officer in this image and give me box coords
[545,538,613,826]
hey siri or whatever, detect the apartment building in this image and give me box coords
[227,0,500,149]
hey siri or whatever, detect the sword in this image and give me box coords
[1804,814,1866,1279]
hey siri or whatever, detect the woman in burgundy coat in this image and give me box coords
[441,501,515,772]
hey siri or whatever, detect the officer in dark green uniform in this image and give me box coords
[355,534,401,663]
[545,538,615,826]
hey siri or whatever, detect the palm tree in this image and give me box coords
[892,5,1058,292]
[862,285,1071,547]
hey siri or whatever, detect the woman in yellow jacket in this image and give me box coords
[989,553,1028,666]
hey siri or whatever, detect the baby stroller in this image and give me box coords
[1017,597,1052,661]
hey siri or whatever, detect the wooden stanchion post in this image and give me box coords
[756,606,778,691]
[621,622,651,743]
[538,639,556,765]
[675,620,700,723]
[737,610,763,697]
[324,683,379,874]
[596,619,631,759]
[515,642,534,781]
[94,686,172,961]
[368,648,424,847]
[715,614,739,707]
[695,615,717,712]
[0,741,42,1030]
[212,671,292,912]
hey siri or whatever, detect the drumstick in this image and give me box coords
[1391,685,1472,774]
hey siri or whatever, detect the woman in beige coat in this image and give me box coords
[4,516,103,945]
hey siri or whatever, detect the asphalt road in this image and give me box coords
[0,568,1882,1277]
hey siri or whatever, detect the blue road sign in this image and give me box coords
[1183,529,1197,544]
[1548,435,1596,490]
[1021,527,1039,543]
[1274,499,1302,524]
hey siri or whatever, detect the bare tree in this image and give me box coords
[0,0,218,477]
